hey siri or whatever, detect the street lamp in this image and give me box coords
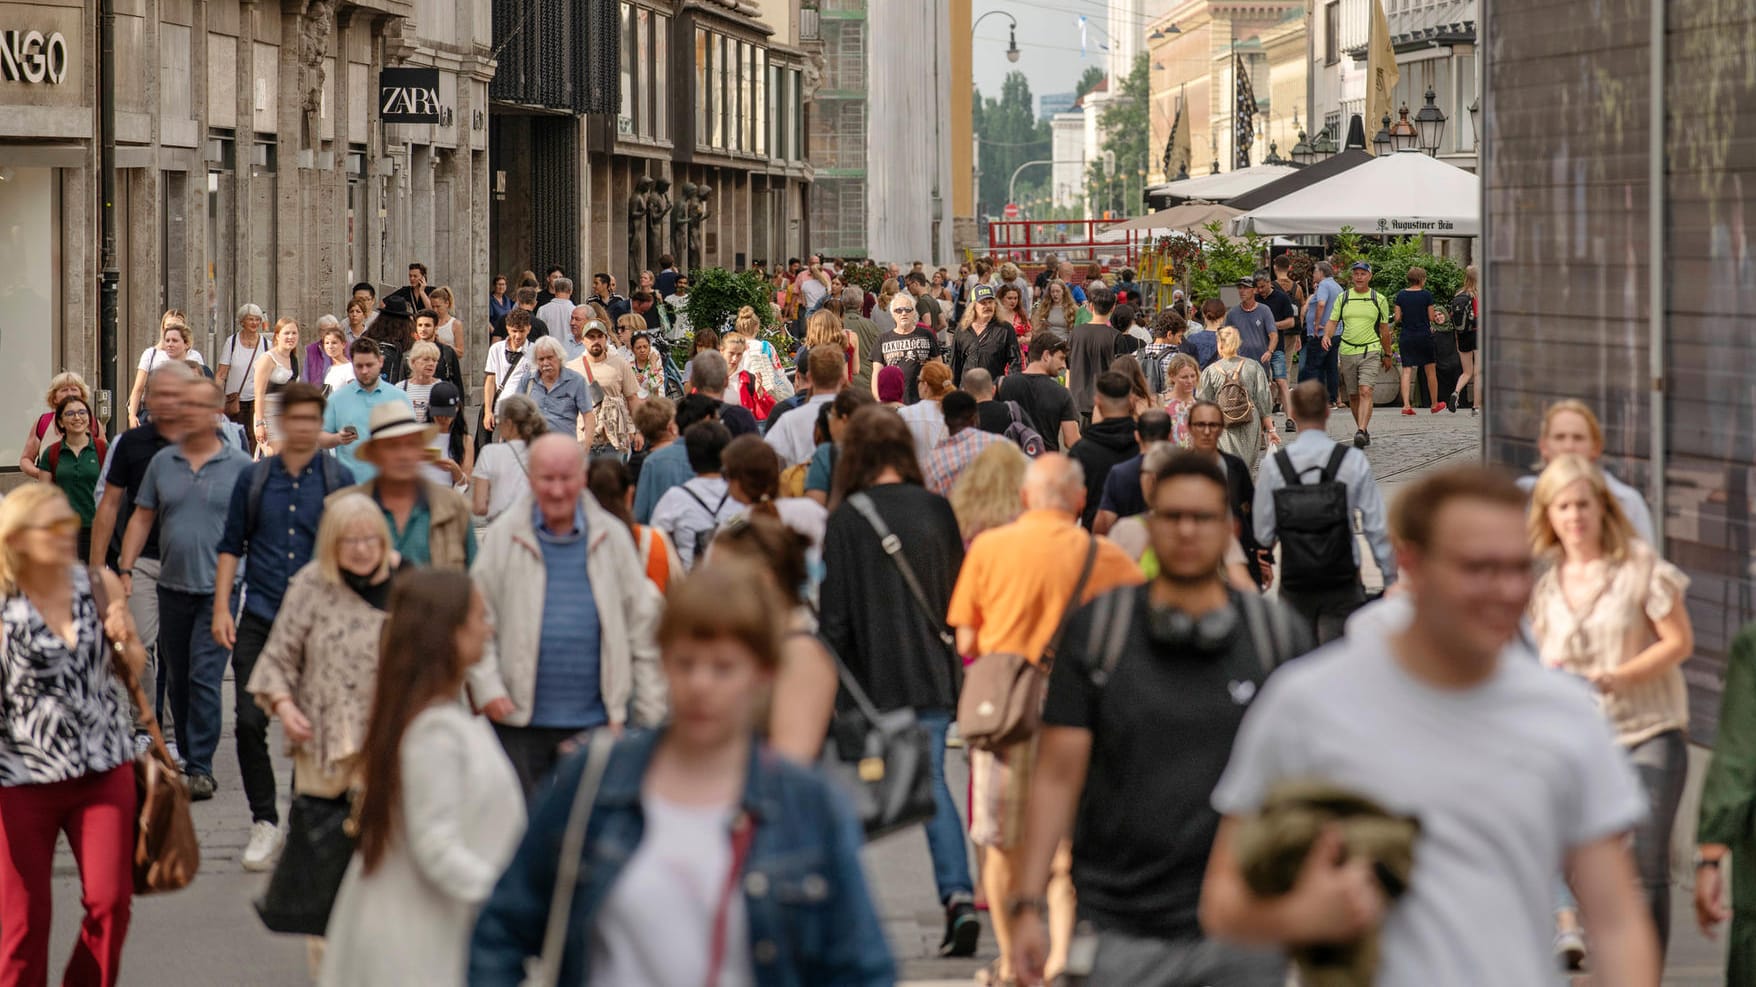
[1290,128,1315,165]
[1389,104,1420,153]
[973,10,1022,64]
[1413,88,1447,156]
[1372,113,1393,155]
[1149,24,1181,40]
[1311,124,1339,160]
[1264,140,1285,166]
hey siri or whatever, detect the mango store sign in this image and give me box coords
[0,30,68,85]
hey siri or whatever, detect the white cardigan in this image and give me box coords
[466,492,666,728]
[319,704,525,986]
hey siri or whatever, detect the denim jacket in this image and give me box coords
[468,728,895,986]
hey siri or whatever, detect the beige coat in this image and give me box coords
[246,563,389,776]
[466,493,665,728]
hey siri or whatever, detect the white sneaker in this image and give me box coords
[242,820,284,872]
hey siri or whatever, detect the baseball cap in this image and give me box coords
[972,283,996,303]
[427,381,462,418]
[1236,277,1256,289]
[1350,261,1373,273]
[583,319,609,337]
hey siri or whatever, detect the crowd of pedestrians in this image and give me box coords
[0,248,1748,987]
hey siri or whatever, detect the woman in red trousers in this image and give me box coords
[0,484,146,986]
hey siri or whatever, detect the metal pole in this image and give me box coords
[98,0,119,435]
[1647,0,1666,544]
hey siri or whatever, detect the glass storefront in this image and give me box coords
[0,167,58,469]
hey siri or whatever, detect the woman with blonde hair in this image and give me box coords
[20,371,92,478]
[947,440,1030,542]
[318,570,523,985]
[805,308,855,382]
[1528,454,1693,960]
[429,285,463,358]
[128,313,205,427]
[1032,279,1078,339]
[251,317,303,453]
[1164,353,1201,446]
[1196,325,1273,468]
[0,486,146,986]
[247,493,403,858]
[721,329,792,420]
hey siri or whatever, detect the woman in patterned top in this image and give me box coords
[0,485,147,985]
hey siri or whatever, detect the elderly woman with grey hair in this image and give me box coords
[498,335,596,442]
[218,302,270,440]
[304,315,349,388]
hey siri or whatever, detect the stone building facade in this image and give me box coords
[0,0,492,468]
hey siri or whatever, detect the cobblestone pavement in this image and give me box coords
[38,406,1726,984]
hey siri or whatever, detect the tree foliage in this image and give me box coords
[1084,54,1150,217]
[1075,65,1106,99]
[972,71,1051,217]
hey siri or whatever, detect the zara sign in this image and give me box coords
[379,68,442,124]
[0,29,69,85]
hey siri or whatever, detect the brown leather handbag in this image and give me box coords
[957,535,1099,753]
[90,567,200,894]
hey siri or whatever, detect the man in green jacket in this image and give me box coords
[1696,623,1756,981]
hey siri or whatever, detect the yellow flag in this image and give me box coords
[1367,0,1400,154]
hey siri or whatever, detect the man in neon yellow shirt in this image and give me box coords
[1321,261,1395,448]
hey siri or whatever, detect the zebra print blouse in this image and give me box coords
[0,568,135,786]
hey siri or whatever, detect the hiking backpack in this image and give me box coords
[1216,364,1254,426]
[1270,445,1357,593]
[1003,401,1047,457]
[1449,291,1475,331]
[1332,290,1389,347]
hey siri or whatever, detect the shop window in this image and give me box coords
[654,15,669,141]
[0,167,58,464]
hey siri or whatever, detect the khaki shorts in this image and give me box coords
[1339,351,1384,394]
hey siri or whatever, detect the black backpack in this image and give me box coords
[1449,291,1475,331]
[1270,445,1357,593]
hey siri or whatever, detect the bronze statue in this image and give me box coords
[628,176,654,274]
[645,177,672,267]
[674,182,698,270]
[687,185,713,271]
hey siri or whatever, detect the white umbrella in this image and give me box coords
[1146,164,1300,204]
[1229,150,1479,236]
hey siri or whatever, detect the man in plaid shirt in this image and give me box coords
[925,391,1009,496]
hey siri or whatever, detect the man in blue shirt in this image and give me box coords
[119,379,254,801]
[1299,261,1344,406]
[321,338,415,482]
[1252,381,1396,644]
[212,383,351,866]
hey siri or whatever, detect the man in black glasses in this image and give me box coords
[872,291,941,405]
[1186,400,1268,587]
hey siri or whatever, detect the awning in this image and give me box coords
[1100,202,1242,235]
[1146,164,1301,204]
[1223,149,1375,212]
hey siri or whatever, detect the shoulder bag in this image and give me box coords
[520,731,617,987]
[846,492,959,698]
[90,567,200,894]
[812,630,936,840]
[956,534,1099,753]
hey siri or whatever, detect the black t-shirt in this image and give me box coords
[995,372,1077,451]
[1044,586,1301,938]
[105,424,174,562]
[976,400,1014,436]
[1265,287,1300,351]
[1067,324,1123,416]
[875,327,941,405]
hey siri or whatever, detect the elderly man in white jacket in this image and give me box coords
[467,434,665,797]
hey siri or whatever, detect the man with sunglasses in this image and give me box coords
[872,291,941,405]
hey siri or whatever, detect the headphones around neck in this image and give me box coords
[1146,599,1239,652]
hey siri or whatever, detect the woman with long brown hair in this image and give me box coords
[319,569,522,984]
[1032,279,1078,339]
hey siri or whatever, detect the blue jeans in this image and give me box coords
[157,586,229,778]
[916,710,974,904]
[1299,335,1341,404]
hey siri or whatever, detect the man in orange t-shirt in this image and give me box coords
[947,454,1143,985]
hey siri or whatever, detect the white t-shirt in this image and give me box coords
[421,431,457,487]
[483,340,529,384]
[401,379,437,423]
[471,440,530,521]
[1211,637,1645,987]
[435,317,460,349]
[898,400,947,464]
[587,793,752,987]
[323,363,356,393]
[220,332,269,397]
[137,347,207,372]
[650,477,738,569]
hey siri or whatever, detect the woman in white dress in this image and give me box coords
[319,568,524,987]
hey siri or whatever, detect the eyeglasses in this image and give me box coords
[61,409,90,419]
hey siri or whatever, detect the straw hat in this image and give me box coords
[355,402,437,462]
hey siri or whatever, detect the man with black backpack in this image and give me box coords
[211,382,352,870]
[1008,450,1311,987]
[1252,381,1396,643]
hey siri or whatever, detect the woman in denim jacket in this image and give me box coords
[469,561,894,986]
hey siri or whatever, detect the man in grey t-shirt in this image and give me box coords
[1199,466,1656,986]
[1224,279,1279,367]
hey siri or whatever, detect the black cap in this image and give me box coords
[427,381,462,417]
